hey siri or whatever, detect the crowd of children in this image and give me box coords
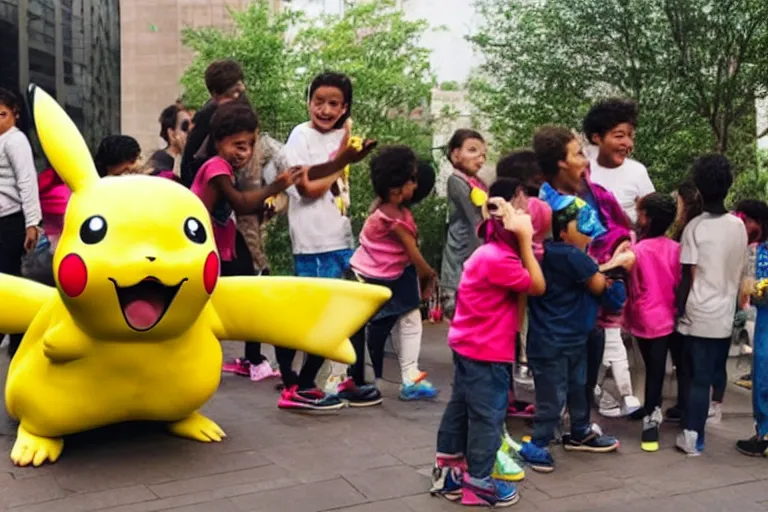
[4,56,768,508]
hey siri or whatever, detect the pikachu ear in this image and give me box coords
[28,84,98,193]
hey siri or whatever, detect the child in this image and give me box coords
[496,149,550,415]
[94,135,141,177]
[190,102,300,382]
[181,59,246,187]
[675,154,747,455]
[496,149,543,197]
[582,98,655,225]
[264,71,367,412]
[736,199,768,456]
[431,178,545,507]
[440,129,488,320]
[340,146,438,405]
[521,126,623,473]
[665,179,703,423]
[626,193,680,452]
[145,104,191,178]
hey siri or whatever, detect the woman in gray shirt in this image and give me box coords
[0,87,41,357]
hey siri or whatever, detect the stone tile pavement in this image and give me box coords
[1,324,767,511]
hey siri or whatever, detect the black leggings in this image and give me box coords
[220,232,264,364]
[348,315,399,386]
[637,335,670,415]
[668,331,690,411]
[0,212,26,358]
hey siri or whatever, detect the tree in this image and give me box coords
[471,0,768,192]
[180,1,442,274]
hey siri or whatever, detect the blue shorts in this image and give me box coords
[294,249,354,278]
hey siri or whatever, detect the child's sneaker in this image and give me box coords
[430,454,465,501]
[461,474,519,507]
[222,358,250,376]
[564,427,620,453]
[336,378,383,407]
[519,441,555,473]
[707,402,722,424]
[736,435,768,457]
[492,447,525,482]
[641,407,663,453]
[507,401,535,419]
[675,429,701,456]
[249,360,280,382]
[277,385,345,412]
[323,373,346,395]
[399,380,439,401]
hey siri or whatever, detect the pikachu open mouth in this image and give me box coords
[110,277,186,331]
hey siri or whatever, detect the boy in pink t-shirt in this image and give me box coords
[431,178,545,507]
[626,193,680,452]
[191,102,299,382]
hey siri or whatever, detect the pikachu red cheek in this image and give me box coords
[58,253,88,298]
[203,251,219,295]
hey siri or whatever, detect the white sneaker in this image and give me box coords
[599,406,624,418]
[676,429,701,456]
[323,374,346,394]
[621,396,643,417]
[707,402,722,424]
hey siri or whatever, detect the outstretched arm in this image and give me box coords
[210,276,391,364]
[0,274,54,334]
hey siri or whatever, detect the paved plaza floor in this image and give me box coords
[1,324,768,511]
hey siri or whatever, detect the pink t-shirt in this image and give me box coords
[626,236,681,339]
[448,241,532,363]
[528,197,552,261]
[350,207,417,280]
[190,156,237,261]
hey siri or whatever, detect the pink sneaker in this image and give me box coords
[277,386,344,412]
[222,358,250,376]
[249,360,280,382]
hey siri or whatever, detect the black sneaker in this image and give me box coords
[736,435,768,457]
[664,406,683,423]
[641,407,663,452]
[564,428,620,453]
[336,378,383,407]
[628,406,647,421]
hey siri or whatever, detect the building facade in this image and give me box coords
[0,0,121,153]
[119,0,281,156]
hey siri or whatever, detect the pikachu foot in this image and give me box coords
[10,426,64,467]
[168,411,226,443]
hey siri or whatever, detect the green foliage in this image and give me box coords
[470,0,768,192]
[181,0,439,275]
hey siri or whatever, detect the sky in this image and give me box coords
[286,0,482,84]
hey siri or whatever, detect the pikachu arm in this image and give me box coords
[0,273,55,334]
[210,276,392,365]
[41,318,92,363]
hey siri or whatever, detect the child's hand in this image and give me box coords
[599,250,636,272]
[489,198,533,241]
[341,139,378,164]
[274,166,305,191]
[420,274,437,300]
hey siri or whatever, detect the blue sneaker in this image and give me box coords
[520,441,555,473]
[564,427,620,453]
[461,475,519,507]
[429,456,464,501]
[399,380,439,401]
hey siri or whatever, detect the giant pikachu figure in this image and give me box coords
[0,86,390,467]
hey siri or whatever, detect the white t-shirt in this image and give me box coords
[589,157,654,224]
[677,213,747,339]
[264,122,353,255]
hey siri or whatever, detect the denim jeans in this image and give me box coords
[529,348,590,447]
[685,335,731,443]
[585,327,605,410]
[436,352,510,479]
[754,308,768,437]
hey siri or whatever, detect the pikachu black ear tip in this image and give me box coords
[27,84,38,104]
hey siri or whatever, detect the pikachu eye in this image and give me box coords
[184,217,207,244]
[80,215,107,244]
